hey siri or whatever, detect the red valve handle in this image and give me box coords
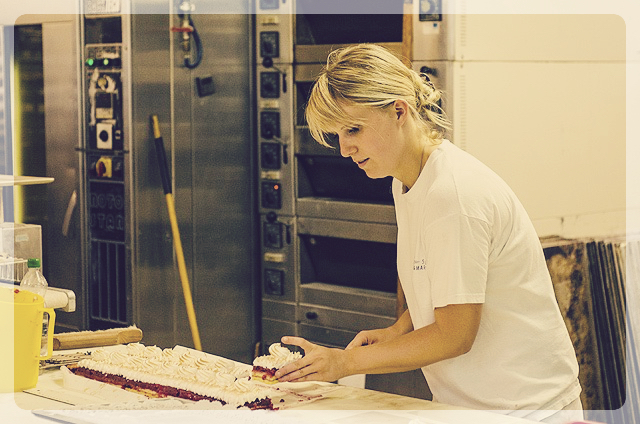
[171,26,193,33]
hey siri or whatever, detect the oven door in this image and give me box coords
[296,216,398,336]
[293,0,404,64]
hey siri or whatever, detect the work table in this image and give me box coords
[4,347,535,424]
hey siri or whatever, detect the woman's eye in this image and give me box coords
[347,127,360,135]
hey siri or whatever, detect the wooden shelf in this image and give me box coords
[0,175,54,223]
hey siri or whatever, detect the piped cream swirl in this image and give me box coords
[252,343,302,370]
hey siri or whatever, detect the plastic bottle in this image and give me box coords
[20,258,49,356]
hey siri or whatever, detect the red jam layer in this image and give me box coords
[69,366,275,410]
[252,365,277,377]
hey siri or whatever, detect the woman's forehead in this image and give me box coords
[312,99,386,135]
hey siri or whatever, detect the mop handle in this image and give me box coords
[152,115,172,195]
[151,115,202,351]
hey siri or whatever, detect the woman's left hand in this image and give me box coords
[274,336,349,383]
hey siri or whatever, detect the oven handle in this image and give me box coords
[61,190,77,237]
[297,217,396,244]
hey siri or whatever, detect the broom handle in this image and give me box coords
[151,115,202,351]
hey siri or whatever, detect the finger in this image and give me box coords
[281,336,312,351]
[277,361,315,382]
[286,368,318,383]
[345,334,368,350]
[275,356,312,380]
[345,338,362,350]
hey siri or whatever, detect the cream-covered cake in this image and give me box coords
[252,343,302,384]
[67,343,275,409]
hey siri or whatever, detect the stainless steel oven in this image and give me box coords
[255,0,431,399]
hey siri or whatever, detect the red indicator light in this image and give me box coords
[273,184,279,190]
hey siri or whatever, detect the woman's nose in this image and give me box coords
[339,137,356,157]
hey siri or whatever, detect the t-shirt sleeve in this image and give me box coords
[423,213,489,307]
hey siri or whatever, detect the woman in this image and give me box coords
[275,44,583,423]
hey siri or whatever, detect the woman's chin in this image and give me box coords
[363,169,387,180]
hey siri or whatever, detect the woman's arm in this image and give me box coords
[275,302,482,382]
[346,302,482,374]
[345,309,414,350]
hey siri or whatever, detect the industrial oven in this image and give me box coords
[255,0,436,398]
[8,1,260,364]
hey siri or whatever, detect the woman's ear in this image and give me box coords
[394,99,410,124]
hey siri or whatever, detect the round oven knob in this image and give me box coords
[99,129,110,142]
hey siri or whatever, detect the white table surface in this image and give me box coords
[2,346,536,424]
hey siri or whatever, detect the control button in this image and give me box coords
[261,142,281,170]
[260,72,280,98]
[99,130,110,142]
[264,221,283,249]
[260,110,280,139]
[96,157,113,178]
[260,31,280,58]
[261,181,282,209]
[264,269,284,296]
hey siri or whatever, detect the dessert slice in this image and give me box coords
[252,343,302,384]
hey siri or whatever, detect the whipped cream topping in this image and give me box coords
[252,343,302,370]
[76,344,269,407]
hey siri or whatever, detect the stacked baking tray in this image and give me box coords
[543,235,639,423]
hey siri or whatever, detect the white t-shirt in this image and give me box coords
[392,140,581,418]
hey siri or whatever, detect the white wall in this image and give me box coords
[457,59,628,239]
[437,13,634,239]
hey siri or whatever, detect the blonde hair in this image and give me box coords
[305,43,451,148]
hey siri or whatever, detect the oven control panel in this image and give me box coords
[257,63,294,216]
[256,2,296,349]
[82,13,130,329]
[260,213,295,302]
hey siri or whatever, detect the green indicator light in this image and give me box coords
[103,59,109,66]
[86,58,94,66]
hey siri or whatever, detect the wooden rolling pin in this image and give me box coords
[53,326,143,350]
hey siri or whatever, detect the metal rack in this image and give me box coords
[0,255,27,283]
